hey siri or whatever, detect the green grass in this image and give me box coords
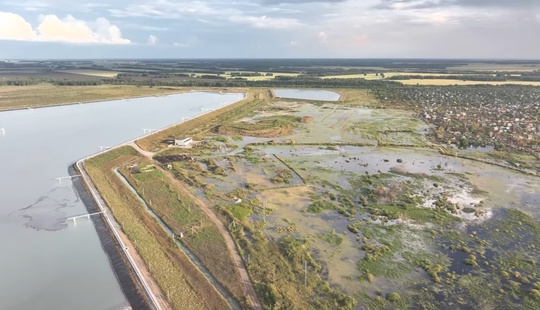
[119,161,249,307]
[227,205,253,221]
[225,222,357,310]
[306,199,336,213]
[318,230,344,246]
[84,146,229,310]
[218,115,300,137]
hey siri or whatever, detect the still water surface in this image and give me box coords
[273,89,341,101]
[0,92,244,310]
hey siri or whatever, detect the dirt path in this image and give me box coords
[159,166,262,310]
[129,141,155,159]
[130,140,262,310]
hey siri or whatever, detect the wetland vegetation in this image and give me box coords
[117,84,538,309]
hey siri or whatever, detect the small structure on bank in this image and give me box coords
[175,137,193,147]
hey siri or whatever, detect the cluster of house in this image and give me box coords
[397,87,540,152]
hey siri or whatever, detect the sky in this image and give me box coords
[0,0,539,59]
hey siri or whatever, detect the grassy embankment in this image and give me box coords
[218,115,300,137]
[118,161,249,308]
[0,84,189,111]
[136,89,270,151]
[84,146,230,310]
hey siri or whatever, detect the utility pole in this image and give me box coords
[304,259,307,286]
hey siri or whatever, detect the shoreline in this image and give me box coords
[69,164,152,310]
[0,86,247,113]
[70,91,248,310]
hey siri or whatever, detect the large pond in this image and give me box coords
[0,91,244,310]
[273,89,341,101]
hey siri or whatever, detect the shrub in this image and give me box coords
[386,292,401,302]
[367,272,375,283]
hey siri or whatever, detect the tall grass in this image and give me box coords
[119,161,249,307]
[84,146,230,310]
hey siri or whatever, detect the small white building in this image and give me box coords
[175,137,193,146]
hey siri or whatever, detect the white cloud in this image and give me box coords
[109,1,219,19]
[147,35,158,45]
[0,12,37,40]
[229,15,302,29]
[290,40,299,46]
[0,11,130,44]
[4,1,51,12]
[536,13,540,22]
[318,31,328,42]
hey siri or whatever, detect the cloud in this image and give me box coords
[173,36,200,48]
[229,15,303,29]
[0,12,37,40]
[0,12,130,44]
[109,1,218,19]
[318,31,328,42]
[375,0,540,10]
[261,0,347,4]
[147,35,158,45]
[4,1,51,12]
[290,40,299,46]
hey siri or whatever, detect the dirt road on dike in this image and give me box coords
[129,142,262,310]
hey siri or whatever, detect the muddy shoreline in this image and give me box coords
[69,164,152,310]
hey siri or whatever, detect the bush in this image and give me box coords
[386,292,401,302]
